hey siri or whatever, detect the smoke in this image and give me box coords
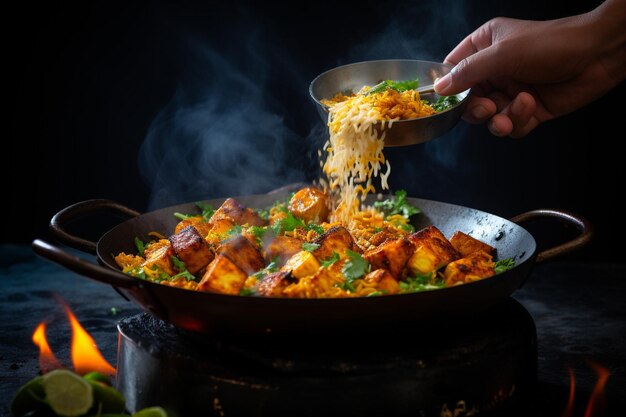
[138,31,317,210]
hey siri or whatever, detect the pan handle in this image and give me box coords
[50,199,141,255]
[32,239,138,289]
[510,209,593,263]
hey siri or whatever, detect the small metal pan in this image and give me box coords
[32,187,591,336]
[309,59,470,146]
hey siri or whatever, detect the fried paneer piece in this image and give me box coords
[364,269,400,295]
[197,254,247,295]
[264,235,305,266]
[407,226,460,275]
[217,235,265,275]
[281,251,321,279]
[363,237,414,279]
[443,251,496,286]
[256,271,292,296]
[142,240,177,276]
[174,216,211,238]
[312,226,358,260]
[169,226,214,274]
[288,187,330,223]
[449,231,495,257]
[212,198,267,227]
[368,226,406,247]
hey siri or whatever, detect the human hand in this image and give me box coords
[434,1,626,138]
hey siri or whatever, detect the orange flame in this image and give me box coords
[561,361,611,417]
[61,301,116,378]
[31,323,63,373]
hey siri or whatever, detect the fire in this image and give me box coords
[561,361,610,417]
[31,297,116,378]
[31,323,62,373]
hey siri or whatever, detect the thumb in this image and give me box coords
[435,46,515,96]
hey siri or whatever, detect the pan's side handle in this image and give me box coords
[50,199,141,255]
[32,239,137,289]
[510,209,593,263]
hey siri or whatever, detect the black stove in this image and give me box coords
[116,297,536,416]
[1,245,625,417]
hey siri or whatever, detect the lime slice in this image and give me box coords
[42,369,94,417]
[87,379,126,413]
[132,406,168,417]
[83,371,112,386]
[10,376,47,417]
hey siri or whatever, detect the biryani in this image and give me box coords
[114,78,506,298]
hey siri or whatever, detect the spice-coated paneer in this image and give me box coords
[443,251,496,286]
[256,271,292,296]
[406,226,460,275]
[281,251,321,279]
[141,241,177,276]
[449,231,495,257]
[174,216,211,238]
[288,187,330,223]
[368,226,406,247]
[212,198,267,227]
[264,235,305,266]
[197,254,247,295]
[312,226,358,260]
[363,238,414,279]
[217,235,265,275]
[364,269,401,295]
[169,226,214,274]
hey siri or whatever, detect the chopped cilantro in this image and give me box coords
[227,224,243,237]
[367,77,420,95]
[302,242,321,252]
[239,287,258,296]
[134,237,146,256]
[170,256,197,281]
[256,208,270,221]
[320,252,340,268]
[173,212,195,221]
[342,249,370,285]
[432,95,460,112]
[495,258,516,274]
[398,272,445,293]
[195,202,215,221]
[367,290,387,297]
[271,211,305,234]
[305,223,325,235]
[252,261,278,280]
[127,267,147,280]
[374,190,421,219]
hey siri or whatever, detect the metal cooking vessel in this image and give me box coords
[309,59,471,146]
[32,185,591,336]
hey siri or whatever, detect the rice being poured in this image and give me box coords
[320,85,437,226]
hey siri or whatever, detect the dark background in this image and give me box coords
[5,0,624,262]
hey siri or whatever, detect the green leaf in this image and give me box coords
[169,256,196,281]
[302,242,321,252]
[367,77,420,95]
[134,237,146,256]
[495,258,516,274]
[342,250,370,282]
[305,223,325,234]
[373,189,421,219]
[271,211,305,234]
[398,271,445,293]
[173,212,195,221]
[239,287,258,296]
[432,95,460,111]
[227,224,243,237]
[252,261,279,280]
[320,252,340,268]
[195,202,215,221]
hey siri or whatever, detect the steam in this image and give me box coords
[138,34,315,210]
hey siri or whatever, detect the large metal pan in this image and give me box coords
[309,59,471,146]
[32,186,591,336]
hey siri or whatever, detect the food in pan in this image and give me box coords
[114,187,515,298]
[319,78,459,225]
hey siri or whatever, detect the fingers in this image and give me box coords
[487,92,539,138]
[462,92,540,137]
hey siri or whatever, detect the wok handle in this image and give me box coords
[50,199,141,255]
[510,209,593,263]
[31,239,137,289]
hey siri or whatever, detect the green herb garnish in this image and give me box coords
[320,252,340,268]
[374,189,421,219]
[432,95,460,111]
[342,250,370,290]
[495,258,516,274]
[398,271,445,293]
[174,201,214,222]
[305,223,325,235]
[227,224,243,237]
[134,237,146,256]
[302,242,321,252]
[240,287,258,296]
[252,261,279,280]
[271,211,305,234]
[170,256,196,281]
[367,77,420,95]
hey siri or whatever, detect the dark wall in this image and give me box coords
[6,0,624,262]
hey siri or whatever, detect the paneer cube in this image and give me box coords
[169,226,214,274]
[312,226,358,260]
[364,269,400,295]
[280,250,321,279]
[443,251,496,286]
[449,231,495,257]
[368,226,406,247]
[264,235,305,266]
[256,271,292,296]
[217,235,265,275]
[407,226,460,275]
[287,187,330,223]
[363,237,414,279]
[212,198,267,226]
[205,217,237,246]
[197,254,247,295]
[142,241,177,276]
[174,216,211,238]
